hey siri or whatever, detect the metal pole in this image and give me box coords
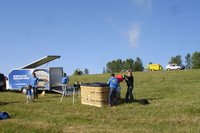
[73,87,75,104]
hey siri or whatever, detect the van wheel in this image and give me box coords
[177,68,180,70]
[167,68,170,71]
[22,87,27,94]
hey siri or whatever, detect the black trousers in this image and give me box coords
[33,87,38,99]
[125,86,134,102]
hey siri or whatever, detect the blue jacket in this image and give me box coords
[32,77,39,88]
[61,76,69,84]
[27,88,32,95]
[107,77,118,89]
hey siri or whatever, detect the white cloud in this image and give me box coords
[132,0,152,11]
[128,24,140,48]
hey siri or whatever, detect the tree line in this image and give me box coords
[106,57,144,73]
[169,52,200,69]
[73,68,89,75]
[72,51,200,75]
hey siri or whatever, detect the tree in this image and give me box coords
[73,70,79,75]
[191,52,200,69]
[106,59,124,73]
[123,58,134,71]
[106,61,115,73]
[185,53,192,69]
[73,69,83,75]
[115,59,123,72]
[133,57,144,71]
[149,62,153,64]
[84,68,89,75]
[169,55,182,65]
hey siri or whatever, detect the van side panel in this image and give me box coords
[8,69,33,90]
[8,67,63,91]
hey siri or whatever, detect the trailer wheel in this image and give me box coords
[22,87,27,94]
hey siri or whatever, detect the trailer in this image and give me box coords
[7,55,64,94]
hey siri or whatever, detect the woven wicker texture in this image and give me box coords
[81,86,109,107]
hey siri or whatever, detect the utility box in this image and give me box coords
[7,55,63,93]
[81,83,109,107]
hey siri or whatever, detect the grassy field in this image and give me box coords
[1,69,200,132]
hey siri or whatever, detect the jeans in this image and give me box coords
[109,88,118,106]
[62,84,67,96]
[60,84,67,102]
[125,86,134,102]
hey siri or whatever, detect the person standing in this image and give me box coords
[107,73,119,106]
[124,71,134,103]
[26,85,33,103]
[32,72,39,99]
[60,73,69,101]
[115,74,124,104]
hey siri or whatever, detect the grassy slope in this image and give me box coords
[0,69,200,132]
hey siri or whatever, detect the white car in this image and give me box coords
[166,64,183,70]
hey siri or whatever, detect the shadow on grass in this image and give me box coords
[0,102,8,106]
[118,98,152,106]
[0,101,21,106]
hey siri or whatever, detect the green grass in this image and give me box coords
[1,69,200,132]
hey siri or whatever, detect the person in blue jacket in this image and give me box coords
[60,73,69,101]
[26,85,33,103]
[107,73,119,106]
[32,72,39,99]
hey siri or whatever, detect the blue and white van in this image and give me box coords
[7,56,63,93]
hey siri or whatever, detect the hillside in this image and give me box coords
[1,69,200,132]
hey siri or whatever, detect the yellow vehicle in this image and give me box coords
[147,64,163,71]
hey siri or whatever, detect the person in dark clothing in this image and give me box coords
[73,81,80,90]
[124,71,134,103]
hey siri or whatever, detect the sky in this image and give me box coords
[0,0,200,75]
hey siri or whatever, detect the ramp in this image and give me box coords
[21,55,61,69]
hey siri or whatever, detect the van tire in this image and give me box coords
[22,87,27,94]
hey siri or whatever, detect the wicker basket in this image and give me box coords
[81,84,109,107]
